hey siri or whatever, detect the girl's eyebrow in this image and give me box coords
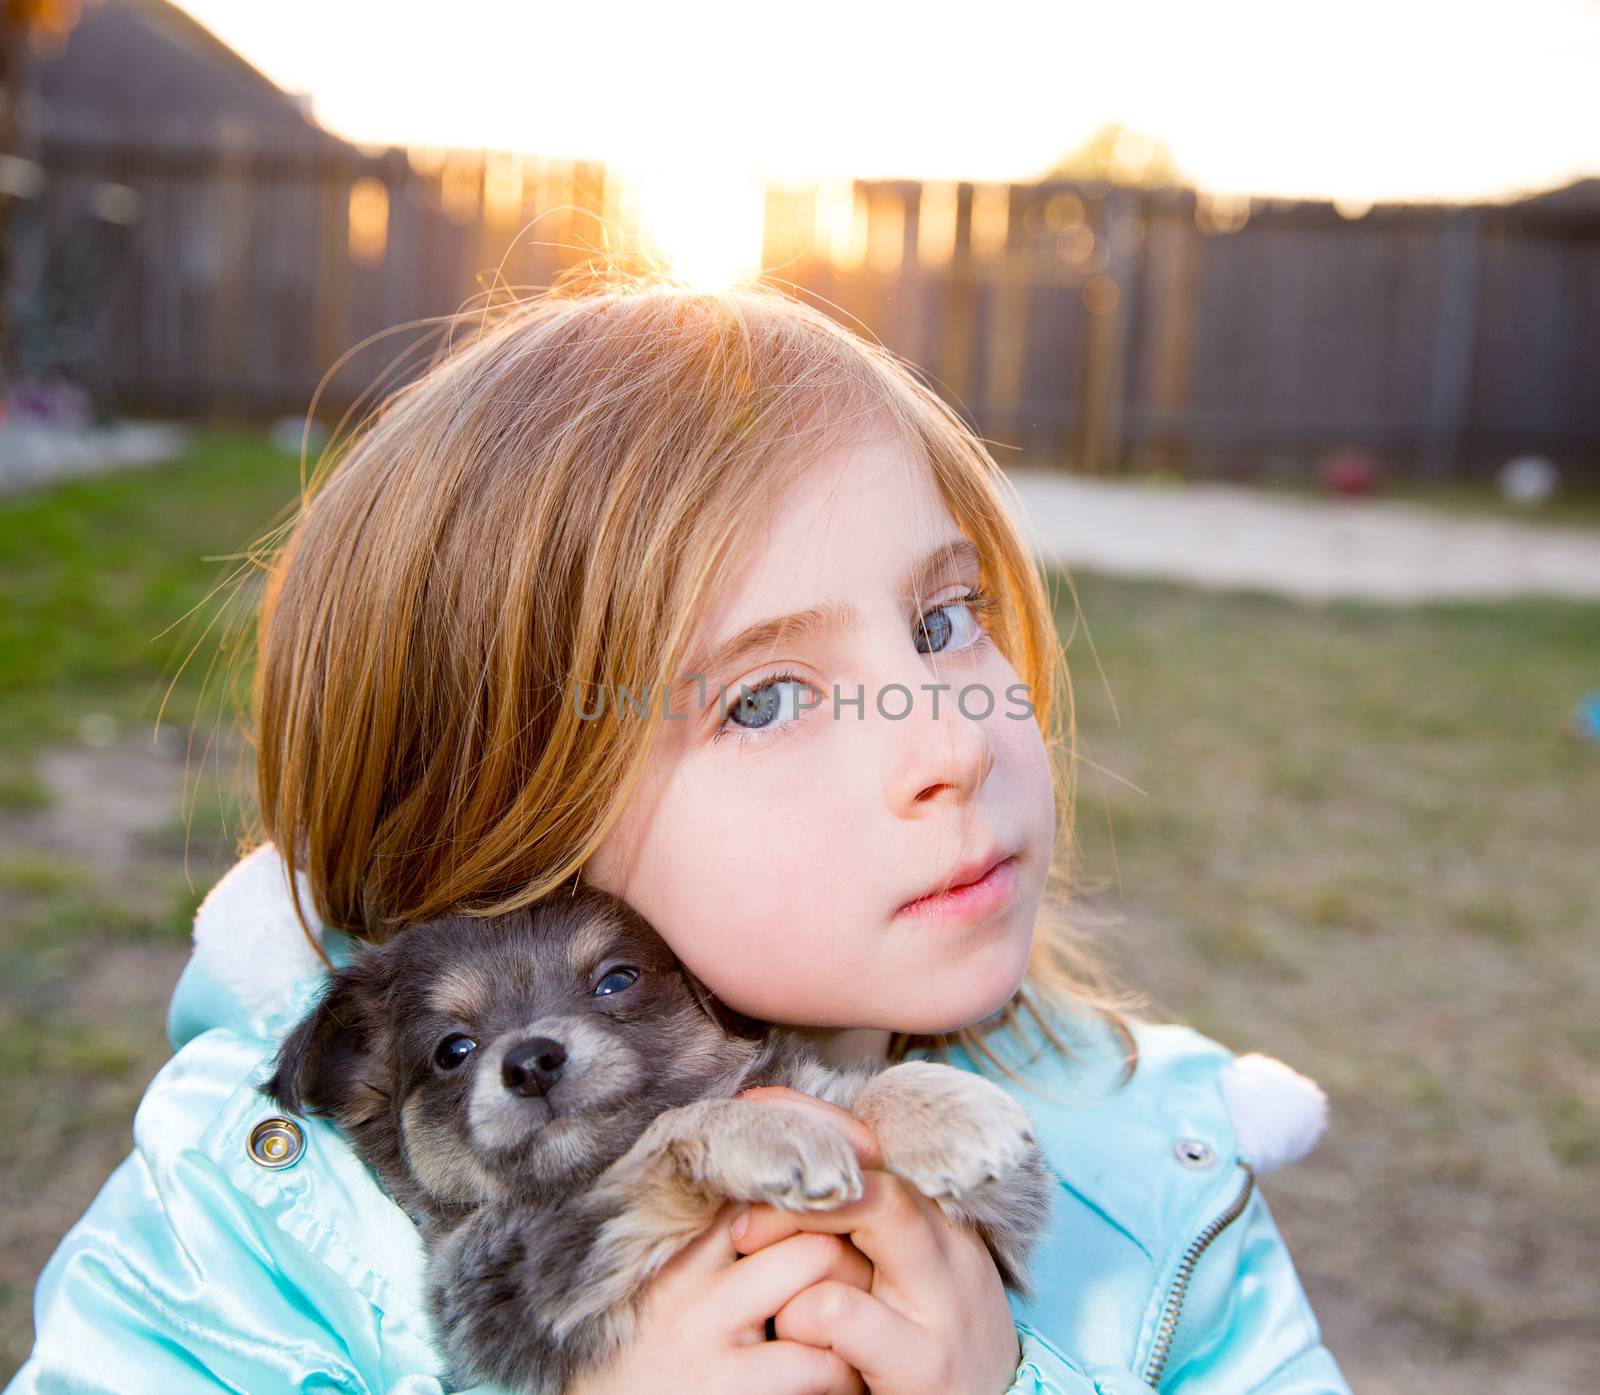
[686,536,980,682]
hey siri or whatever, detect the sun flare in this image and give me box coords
[629,162,768,292]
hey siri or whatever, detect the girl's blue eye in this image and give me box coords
[710,586,998,748]
[433,1034,477,1070]
[721,675,815,735]
[915,591,995,655]
[593,967,639,997]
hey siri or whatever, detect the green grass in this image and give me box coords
[0,429,306,770]
[1052,570,1600,1365]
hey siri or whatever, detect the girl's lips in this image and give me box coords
[893,855,1020,922]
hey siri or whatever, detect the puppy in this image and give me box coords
[263,884,1054,1395]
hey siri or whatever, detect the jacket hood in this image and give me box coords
[167,841,353,1050]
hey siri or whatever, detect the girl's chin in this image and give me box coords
[885,952,1034,1036]
[740,927,1034,1039]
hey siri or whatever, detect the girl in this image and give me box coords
[8,273,1350,1394]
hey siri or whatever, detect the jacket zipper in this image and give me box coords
[1141,1162,1257,1390]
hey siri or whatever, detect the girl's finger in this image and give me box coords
[772,1279,919,1388]
[735,1086,885,1169]
[663,1198,750,1275]
[734,1339,867,1395]
[731,1170,948,1279]
[712,1230,874,1335]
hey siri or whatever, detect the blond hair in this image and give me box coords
[226,266,1137,1087]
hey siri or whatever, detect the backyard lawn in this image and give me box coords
[1,432,1596,1389]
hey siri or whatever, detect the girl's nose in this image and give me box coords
[875,664,997,812]
[909,718,995,808]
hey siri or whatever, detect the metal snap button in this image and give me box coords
[248,1117,306,1170]
[1173,1137,1217,1168]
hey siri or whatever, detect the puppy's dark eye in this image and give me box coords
[434,1034,478,1070]
[592,967,639,998]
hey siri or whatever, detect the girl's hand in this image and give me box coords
[731,1089,1022,1395]
[566,1090,884,1395]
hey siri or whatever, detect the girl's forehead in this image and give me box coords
[725,433,952,597]
[685,434,969,664]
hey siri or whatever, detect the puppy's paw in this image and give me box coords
[667,1103,864,1211]
[853,1061,1039,1202]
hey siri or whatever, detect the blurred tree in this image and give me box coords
[1043,121,1185,187]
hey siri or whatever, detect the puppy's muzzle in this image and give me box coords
[502,1037,567,1098]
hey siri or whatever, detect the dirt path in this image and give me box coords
[1003,469,1600,602]
[0,725,246,1377]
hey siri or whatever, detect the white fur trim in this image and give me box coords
[1219,1053,1328,1175]
[192,842,328,1021]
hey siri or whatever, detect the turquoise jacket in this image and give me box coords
[7,845,1352,1394]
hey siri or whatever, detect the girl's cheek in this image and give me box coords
[989,665,1056,829]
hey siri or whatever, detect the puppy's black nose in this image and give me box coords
[501,1037,566,1097]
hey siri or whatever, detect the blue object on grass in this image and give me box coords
[1567,690,1600,744]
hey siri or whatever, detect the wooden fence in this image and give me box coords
[16,137,618,424]
[765,179,1600,481]
[14,139,1600,480]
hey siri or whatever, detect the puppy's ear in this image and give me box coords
[680,964,769,1041]
[260,958,388,1129]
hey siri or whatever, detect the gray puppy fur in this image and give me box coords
[263,883,1054,1395]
